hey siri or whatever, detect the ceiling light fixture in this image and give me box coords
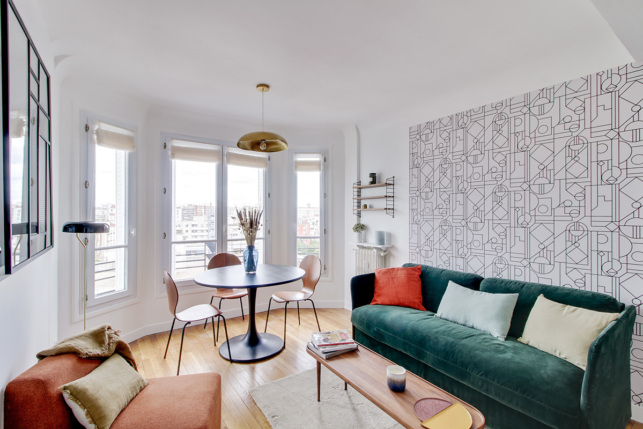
[237,83,288,152]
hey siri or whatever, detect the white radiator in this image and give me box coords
[354,246,388,274]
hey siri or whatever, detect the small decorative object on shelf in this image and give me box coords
[352,176,394,217]
[235,207,263,274]
[353,222,366,243]
[375,231,390,245]
[369,173,377,184]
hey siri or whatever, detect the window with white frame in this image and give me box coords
[292,152,327,273]
[169,139,221,281]
[162,138,270,284]
[82,117,137,304]
[226,149,268,262]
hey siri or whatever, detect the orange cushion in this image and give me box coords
[371,265,425,311]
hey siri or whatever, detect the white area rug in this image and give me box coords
[250,367,403,429]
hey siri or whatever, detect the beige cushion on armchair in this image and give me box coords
[60,353,148,429]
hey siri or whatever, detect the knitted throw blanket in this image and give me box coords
[37,324,137,370]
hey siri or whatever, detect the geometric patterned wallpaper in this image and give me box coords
[409,62,643,405]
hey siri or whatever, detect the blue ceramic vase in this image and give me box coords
[243,245,259,274]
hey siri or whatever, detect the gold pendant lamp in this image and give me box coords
[237,83,288,152]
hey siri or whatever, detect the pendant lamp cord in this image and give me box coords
[261,90,265,131]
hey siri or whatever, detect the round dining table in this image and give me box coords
[194,264,305,363]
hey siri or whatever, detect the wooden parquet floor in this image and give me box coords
[130,308,643,429]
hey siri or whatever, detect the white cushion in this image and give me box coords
[436,281,518,340]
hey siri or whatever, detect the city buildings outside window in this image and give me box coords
[169,139,221,281]
[226,149,268,263]
[162,137,269,285]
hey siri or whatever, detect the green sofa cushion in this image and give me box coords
[480,278,625,338]
[402,263,483,312]
[352,305,585,429]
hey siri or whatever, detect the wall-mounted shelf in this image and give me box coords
[353,176,394,217]
[354,182,388,189]
[354,195,387,200]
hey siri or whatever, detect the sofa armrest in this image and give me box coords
[581,305,635,429]
[350,273,375,310]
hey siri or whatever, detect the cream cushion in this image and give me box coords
[60,353,148,429]
[518,294,619,369]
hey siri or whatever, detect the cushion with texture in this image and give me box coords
[480,277,624,338]
[436,281,518,340]
[60,353,148,429]
[371,265,425,310]
[518,294,619,369]
[403,263,483,312]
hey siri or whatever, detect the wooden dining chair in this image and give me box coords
[264,255,322,346]
[203,253,246,338]
[163,270,231,374]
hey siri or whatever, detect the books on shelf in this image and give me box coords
[308,329,358,359]
[307,342,358,360]
[311,329,355,348]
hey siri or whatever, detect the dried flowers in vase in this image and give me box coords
[234,207,263,273]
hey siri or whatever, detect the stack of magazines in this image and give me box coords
[307,329,358,359]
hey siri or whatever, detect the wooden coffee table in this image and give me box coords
[307,344,485,429]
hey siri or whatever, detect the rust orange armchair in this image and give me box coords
[4,353,221,429]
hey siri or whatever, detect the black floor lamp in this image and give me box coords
[62,222,110,331]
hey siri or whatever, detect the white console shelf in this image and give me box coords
[351,242,393,257]
[351,242,392,250]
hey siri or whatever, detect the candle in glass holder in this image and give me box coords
[386,365,406,392]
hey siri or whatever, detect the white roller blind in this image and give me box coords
[95,121,136,152]
[170,139,221,163]
[227,149,269,169]
[294,153,322,172]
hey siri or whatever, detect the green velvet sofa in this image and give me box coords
[350,263,635,429]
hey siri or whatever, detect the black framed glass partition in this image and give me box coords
[1,0,53,274]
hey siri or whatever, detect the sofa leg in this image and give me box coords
[164,318,176,359]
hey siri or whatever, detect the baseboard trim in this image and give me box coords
[632,403,643,422]
[121,299,346,343]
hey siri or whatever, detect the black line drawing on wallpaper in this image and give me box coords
[410,62,643,404]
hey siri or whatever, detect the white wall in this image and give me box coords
[0,1,58,426]
[56,80,346,343]
[342,121,410,309]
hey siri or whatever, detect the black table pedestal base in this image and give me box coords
[219,333,284,363]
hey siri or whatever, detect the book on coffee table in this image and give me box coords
[311,329,355,348]
[307,342,357,360]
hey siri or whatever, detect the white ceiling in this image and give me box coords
[32,0,634,130]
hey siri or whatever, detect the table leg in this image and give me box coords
[219,287,285,362]
[317,361,321,402]
[344,381,347,390]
